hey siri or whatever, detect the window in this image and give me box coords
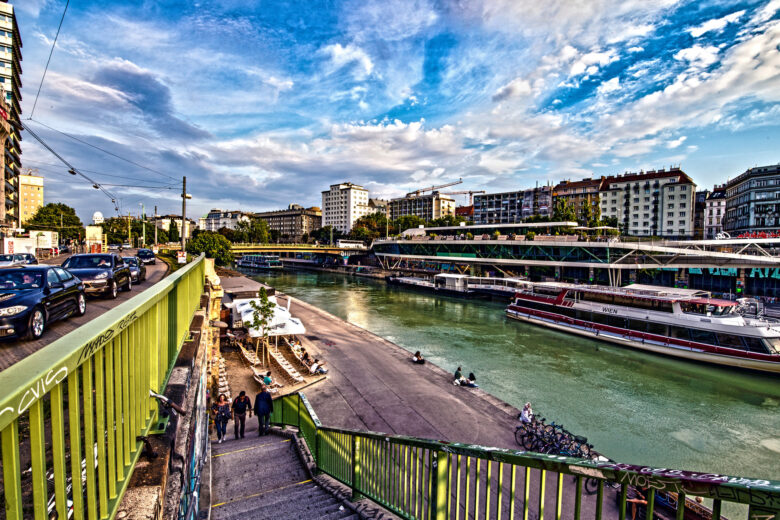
[670,326,691,341]
[716,333,745,350]
[690,329,717,345]
[679,203,686,208]
[55,268,73,281]
[47,270,60,286]
[667,212,674,217]
[668,204,675,209]
[680,186,688,190]
[668,186,675,191]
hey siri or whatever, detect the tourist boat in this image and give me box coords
[236,254,283,270]
[506,282,780,373]
[387,274,481,298]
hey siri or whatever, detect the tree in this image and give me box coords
[185,231,233,266]
[428,215,467,227]
[310,226,343,245]
[552,198,577,223]
[25,203,84,242]
[169,220,180,243]
[394,215,426,233]
[244,287,275,365]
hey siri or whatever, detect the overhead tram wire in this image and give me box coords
[26,119,179,182]
[30,0,70,119]
[23,158,178,184]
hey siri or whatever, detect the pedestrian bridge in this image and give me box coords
[0,253,778,519]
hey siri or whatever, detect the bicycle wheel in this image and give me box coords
[515,427,527,447]
[584,477,600,495]
[522,432,536,451]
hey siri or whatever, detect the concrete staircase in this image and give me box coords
[210,428,359,520]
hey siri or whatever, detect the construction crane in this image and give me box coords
[406,178,462,197]
[443,190,486,206]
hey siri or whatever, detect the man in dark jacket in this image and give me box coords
[254,385,274,436]
[231,391,252,439]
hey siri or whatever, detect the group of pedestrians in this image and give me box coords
[453,366,478,387]
[210,385,275,443]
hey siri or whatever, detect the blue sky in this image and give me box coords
[14,0,780,222]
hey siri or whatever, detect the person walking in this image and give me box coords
[254,384,274,436]
[231,391,252,439]
[211,394,231,443]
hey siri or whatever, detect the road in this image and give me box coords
[0,250,168,372]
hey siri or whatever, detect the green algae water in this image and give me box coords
[251,269,780,481]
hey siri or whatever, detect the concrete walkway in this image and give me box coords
[210,427,359,520]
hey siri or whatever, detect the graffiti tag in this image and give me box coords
[0,366,68,420]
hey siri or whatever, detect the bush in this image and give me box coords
[492,230,500,239]
[525,231,536,241]
[185,232,234,266]
[466,232,474,240]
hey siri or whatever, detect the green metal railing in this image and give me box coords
[0,254,206,520]
[272,393,780,520]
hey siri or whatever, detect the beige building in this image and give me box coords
[321,182,370,233]
[156,215,196,239]
[389,192,455,221]
[254,204,322,242]
[0,2,21,231]
[19,172,43,224]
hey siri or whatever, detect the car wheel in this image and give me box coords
[26,307,46,340]
[124,276,133,292]
[75,293,87,316]
[107,281,119,299]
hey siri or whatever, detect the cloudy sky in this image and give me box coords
[14,0,780,222]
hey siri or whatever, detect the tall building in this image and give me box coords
[552,178,604,223]
[704,185,726,239]
[599,167,696,237]
[389,192,455,221]
[473,186,552,225]
[368,198,388,216]
[0,2,21,231]
[18,171,43,224]
[321,182,369,233]
[201,209,251,231]
[693,190,709,239]
[723,164,780,235]
[254,204,322,242]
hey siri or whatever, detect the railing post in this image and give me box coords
[431,450,449,520]
[351,435,363,501]
[314,429,322,474]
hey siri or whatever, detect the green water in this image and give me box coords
[252,270,780,481]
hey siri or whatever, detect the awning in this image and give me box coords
[688,298,737,307]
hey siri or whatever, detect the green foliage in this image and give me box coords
[185,231,233,266]
[552,198,577,223]
[310,226,343,245]
[466,232,474,240]
[349,212,390,242]
[492,230,500,239]
[169,220,180,243]
[244,287,275,346]
[394,215,426,233]
[523,214,551,223]
[525,231,536,240]
[233,218,270,243]
[26,203,84,241]
[428,215,467,227]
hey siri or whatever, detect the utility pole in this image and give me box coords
[140,203,145,248]
[127,212,131,247]
[154,205,158,246]
[181,176,188,253]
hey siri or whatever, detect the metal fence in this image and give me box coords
[272,393,780,520]
[0,254,206,520]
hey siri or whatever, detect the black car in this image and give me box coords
[123,256,147,283]
[0,266,86,340]
[136,248,156,265]
[17,253,38,265]
[61,254,133,299]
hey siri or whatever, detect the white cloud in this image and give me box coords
[628,46,644,53]
[667,136,687,149]
[607,23,655,43]
[687,10,745,38]
[674,45,720,68]
[597,77,621,94]
[570,50,617,76]
[321,43,375,79]
[492,77,532,102]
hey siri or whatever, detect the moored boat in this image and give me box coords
[387,273,482,298]
[236,254,284,270]
[506,282,780,373]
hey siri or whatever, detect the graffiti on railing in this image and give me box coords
[77,310,138,363]
[0,365,68,420]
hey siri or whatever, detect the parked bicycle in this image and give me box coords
[514,414,594,459]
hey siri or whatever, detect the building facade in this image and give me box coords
[389,192,455,221]
[254,204,322,242]
[552,178,604,223]
[704,186,726,239]
[693,190,709,240]
[0,2,21,231]
[599,167,696,237]
[18,171,43,224]
[321,182,369,233]
[723,164,780,235]
[368,198,388,216]
[201,209,251,231]
[156,216,196,239]
[473,186,552,225]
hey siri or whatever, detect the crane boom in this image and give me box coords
[443,190,486,205]
[406,178,462,197]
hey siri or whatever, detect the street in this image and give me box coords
[0,250,169,371]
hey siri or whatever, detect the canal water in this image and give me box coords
[251,270,780,481]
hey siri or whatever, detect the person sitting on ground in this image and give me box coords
[263,371,283,389]
[411,351,425,364]
[520,402,534,424]
[463,372,479,388]
[453,366,467,386]
[301,350,312,367]
[309,358,328,375]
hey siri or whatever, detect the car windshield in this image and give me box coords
[138,250,152,256]
[64,255,113,269]
[0,255,13,262]
[124,258,139,266]
[0,271,44,289]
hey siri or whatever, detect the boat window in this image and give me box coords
[591,312,610,325]
[576,310,591,322]
[715,333,746,350]
[689,329,717,345]
[762,338,780,355]
[670,326,691,341]
[557,307,576,318]
[608,316,626,328]
[647,322,668,336]
[743,337,769,354]
[628,319,647,333]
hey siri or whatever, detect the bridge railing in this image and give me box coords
[272,392,780,520]
[0,254,206,520]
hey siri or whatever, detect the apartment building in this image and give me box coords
[552,178,604,223]
[200,209,251,231]
[704,186,726,239]
[599,167,696,238]
[321,182,370,233]
[156,215,196,239]
[0,2,21,230]
[254,204,322,241]
[723,164,780,235]
[18,171,43,224]
[368,198,388,216]
[389,192,455,221]
[472,186,552,224]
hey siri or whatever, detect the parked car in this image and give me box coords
[136,248,156,265]
[108,244,120,251]
[0,265,86,340]
[122,242,131,249]
[123,256,146,283]
[17,253,38,265]
[61,254,132,299]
